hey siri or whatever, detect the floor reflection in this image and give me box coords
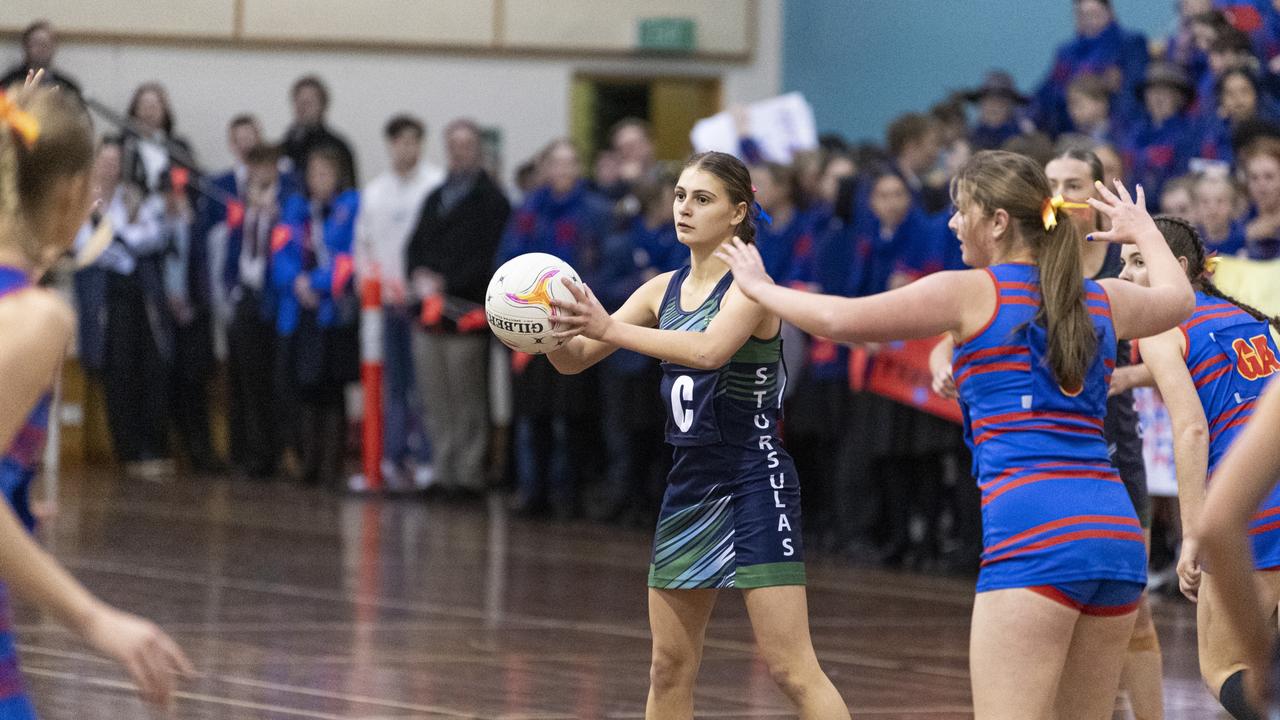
[6,470,1224,719]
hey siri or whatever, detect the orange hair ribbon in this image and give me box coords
[0,91,39,149]
[1041,195,1092,231]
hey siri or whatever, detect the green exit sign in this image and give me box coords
[638,17,697,53]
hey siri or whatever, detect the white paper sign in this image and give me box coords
[690,92,819,163]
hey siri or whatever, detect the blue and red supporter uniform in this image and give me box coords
[1199,221,1249,258]
[498,180,612,277]
[1033,22,1149,136]
[1123,114,1195,211]
[756,208,818,282]
[1220,0,1280,66]
[1193,99,1280,164]
[970,120,1023,153]
[597,215,685,374]
[0,266,49,718]
[270,190,359,336]
[952,264,1145,613]
[1178,291,1280,568]
[785,210,851,383]
[1241,206,1280,260]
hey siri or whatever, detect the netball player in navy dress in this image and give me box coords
[547,151,849,719]
[0,73,192,715]
[1120,217,1280,719]
[718,151,1194,720]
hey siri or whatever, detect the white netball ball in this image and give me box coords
[485,253,582,354]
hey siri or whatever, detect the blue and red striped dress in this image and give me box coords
[1178,291,1280,570]
[953,264,1146,596]
[0,265,47,718]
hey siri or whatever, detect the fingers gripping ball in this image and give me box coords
[486,253,583,354]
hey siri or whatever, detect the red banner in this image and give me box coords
[854,337,963,425]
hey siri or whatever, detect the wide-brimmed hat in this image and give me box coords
[1138,62,1195,102]
[965,71,1030,105]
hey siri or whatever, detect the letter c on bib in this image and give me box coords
[671,374,695,433]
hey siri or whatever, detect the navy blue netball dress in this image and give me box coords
[647,267,804,589]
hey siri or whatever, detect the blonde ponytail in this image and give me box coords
[1037,215,1095,392]
[0,82,94,262]
[954,150,1098,392]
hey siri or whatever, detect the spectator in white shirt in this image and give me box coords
[355,115,444,488]
[74,138,173,477]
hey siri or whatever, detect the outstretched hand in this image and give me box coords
[712,237,773,301]
[551,277,612,341]
[22,69,44,92]
[82,605,195,708]
[1084,180,1158,245]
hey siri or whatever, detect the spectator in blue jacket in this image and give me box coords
[1066,74,1126,145]
[272,146,360,488]
[749,162,817,281]
[591,174,681,524]
[1194,25,1262,120]
[1166,0,1213,86]
[1197,67,1280,163]
[1241,136,1280,258]
[1193,171,1249,256]
[1124,62,1197,209]
[882,113,946,213]
[223,144,287,478]
[1032,0,1149,136]
[966,71,1029,151]
[501,139,612,518]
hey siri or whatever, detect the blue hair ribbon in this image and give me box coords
[752,200,773,226]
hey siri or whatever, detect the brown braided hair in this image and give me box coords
[1153,215,1280,332]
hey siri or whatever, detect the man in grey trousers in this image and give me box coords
[405,119,510,494]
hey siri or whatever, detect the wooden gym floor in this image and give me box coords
[14,471,1224,719]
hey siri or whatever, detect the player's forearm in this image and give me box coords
[0,505,103,635]
[747,283,843,341]
[546,336,614,375]
[1131,225,1195,316]
[600,321,734,370]
[1173,423,1210,534]
[1111,364,1154,393]
[930,336,955,377]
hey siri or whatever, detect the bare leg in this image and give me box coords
[1056,610,1139,720]
[1119,530,1164,720]
[1197,571,1280,696]
[970,588,1078,720]
[646,588,718,720]
[742,585,851,720]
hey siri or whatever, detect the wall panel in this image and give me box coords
[240,0,494,46]
[0,0,235,38]
[503,0,750,56]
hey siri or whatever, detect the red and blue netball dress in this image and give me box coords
[952,263,1146,614]
[648,267,803,589]
[0,265,46,719]
[1179,290,1280,569]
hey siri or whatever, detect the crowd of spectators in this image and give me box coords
[8,0,1280,574]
